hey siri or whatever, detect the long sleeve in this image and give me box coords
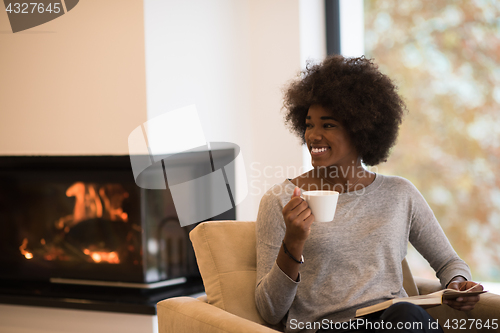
[253,175,474,333]
[407,180,472,288]
[255,186,300,325]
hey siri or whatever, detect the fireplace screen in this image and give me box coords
[0,154,235,286]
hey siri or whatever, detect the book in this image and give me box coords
[355,287,487,317]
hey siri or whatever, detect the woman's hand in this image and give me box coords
[275,187,314,281]
[282,187,314,245]
[444,277,483,311]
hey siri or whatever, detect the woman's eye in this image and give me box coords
[305,123,312,129]
[324,123,335,128]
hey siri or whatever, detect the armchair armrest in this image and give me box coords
[157,297,280,333]
[414,277,441,296]
[415,278,500,333]
[197,294,208,302]
[469,293,500,329]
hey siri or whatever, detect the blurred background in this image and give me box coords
[363,0,500,287]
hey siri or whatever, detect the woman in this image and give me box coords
[255,55,482,333]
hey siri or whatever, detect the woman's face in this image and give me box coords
[305,105,359,169]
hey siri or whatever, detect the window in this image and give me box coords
[364,0,500,285]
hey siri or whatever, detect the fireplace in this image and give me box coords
[0,152,236,288]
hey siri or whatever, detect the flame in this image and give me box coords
[43,183,130,263]
[56,183,129,230]
[84,249,120,264]
[19,238,33,259]
[99,185,129,222]
[65,182,103,224]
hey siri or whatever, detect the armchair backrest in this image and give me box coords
[190,221,267,324]
[190,221,419,326]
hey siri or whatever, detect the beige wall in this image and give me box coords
[0,0,148,155]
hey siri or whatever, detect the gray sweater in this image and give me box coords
[255,174,471,333]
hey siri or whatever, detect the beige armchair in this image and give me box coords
[157,221,500,333]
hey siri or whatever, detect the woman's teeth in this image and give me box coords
[312,147,329,153]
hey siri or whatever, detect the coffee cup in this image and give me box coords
[302,190,339,222]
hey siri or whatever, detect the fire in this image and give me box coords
[91,253,102,262]
[20,181,129,263]
[84,249,120,264]
[19,238,33,260]
[56,182,129,230]
[60,182,103,227]
[99,185,129,222]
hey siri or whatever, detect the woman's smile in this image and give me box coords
[310,146,330,156]
[305,105,358,168]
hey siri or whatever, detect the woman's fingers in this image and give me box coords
[444,280,483,312]
[296,207,313,224]
[457,281,483,291]
[303,210,315,224]
[448,281,483,292]
[284,196,304,212]
[444,296,480,305]
[449,304,475,311]
[444,294,481,311]
[444,301,477,311]
[282,190,315,243]
[291,186,301,198]
[466,282,484,291]
[286,205,312,227]
[283,198,309,221]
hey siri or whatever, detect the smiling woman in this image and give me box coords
[305,105,358,169]
[283,56,405,167]
[254,55,483,333]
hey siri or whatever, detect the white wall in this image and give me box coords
[247,0,304,215]
[299,0,326,69]
[143,0,304,220]
[340,0,364,58]
[299,0,327,171]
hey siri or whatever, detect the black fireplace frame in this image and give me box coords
[0,153,236,288]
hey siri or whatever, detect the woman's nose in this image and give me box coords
[308,127,323,140]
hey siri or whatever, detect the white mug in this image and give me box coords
[302,190,339,222]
